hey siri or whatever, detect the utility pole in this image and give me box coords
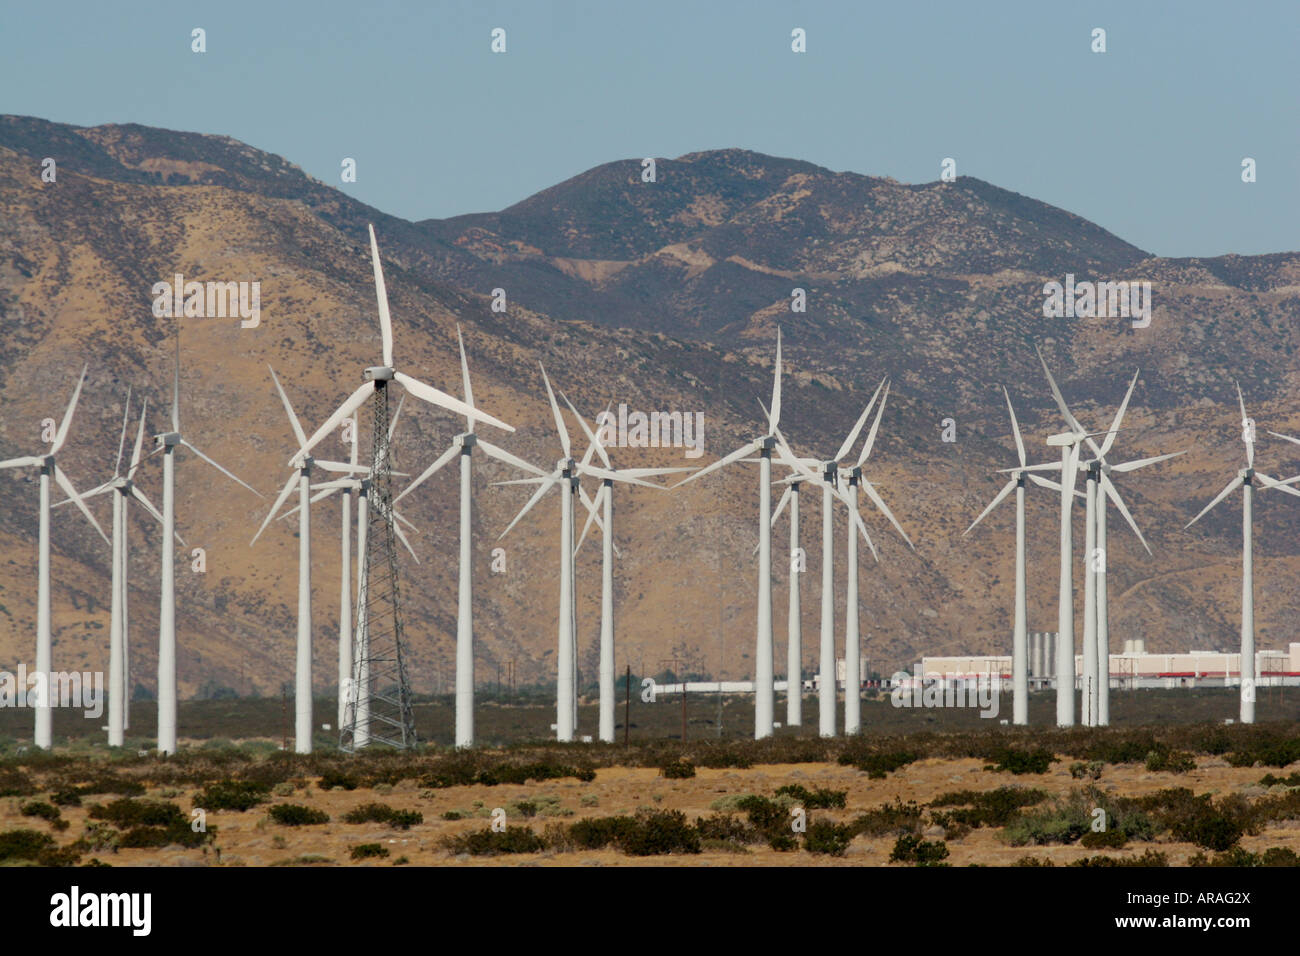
[623,664,631,746]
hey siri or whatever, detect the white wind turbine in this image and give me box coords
[1034,356,1183,726]
[392,326,530,749]
[1,364,109,748]
[964,387,1074,726]
[1185,383,1300,724]
[567,396,690,743]
[770,378,913,736]
[496,364,655,742]
[289,225,513,467]
[673,329,786,739]
[250,366,372,754]
[67,392,174,746]
[155,344,261,754]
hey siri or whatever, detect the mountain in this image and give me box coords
[2,114,1300,718]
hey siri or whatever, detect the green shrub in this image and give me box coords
[0,769,36,797]
[1003,789,1153,847]
[317,770,359,791]
[805,820,853,856]
[986,747,1054,775]
[847,799,923,837]
[929,787,1049,828]
[1080,827,1128,849]
[268,804,330,826]
[1071,849,1169,867]
[1144,748,1197,774]
[20,800,61,823]
[0,828,55,861]
[350,843,390,860]
[889,833,949,865]
[842,749,919,779]
[89,798,186,829]
[661,760,695,779]
[1069,761,1104,780]
[1137,788,1256,851]
[618,810,701,857]
[50,789,82,807]
[694,814,760,847]
[1260,772,1300,788]
[194,780,270,812]
[443,826,547,856]
[342,803,422,829]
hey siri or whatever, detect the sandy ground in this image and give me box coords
[4,755,1298,867]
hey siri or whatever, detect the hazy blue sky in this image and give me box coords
[2,0,1296,257]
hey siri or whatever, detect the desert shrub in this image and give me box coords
[566,816,637,850]
[732,795,798,850]
[317,770,359,791]
[889,834,949,865]
[1254,789,1300,823]
[618,810,701,856]
[0,769,36,797]
[89,798,186,829]
[1137,788,1257,851]
[986,747,1054,775]
[1003,789,1153,847]
[694,814,760,847]
[0,828,55,861]
[661,759,695,779]
[342,803,423,829]
[118,824,206,849]
[74,822,121,853]
[775,784,846,809]
[49,788,82,807]
[1069,761,1104,780]
[1079,827,1128,849]
[441,810,464,821]
[1144,748,1197,774]
[1071,849,1169,867]
[848,799,923,837]
[194,780,270,812]
[842,749,919,779]
[1012,855,1054,866]
[929,787,1049,828]
[65,773,146,797]
[805,820,853,857]
[20,800,61,823]
[1085,734,1158,766]
[350,843,390,860]
[444,826,547,856]
[1226,736,1300,769]
[268,804,330,826]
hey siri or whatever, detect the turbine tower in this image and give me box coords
[1,364,109,748]
[1185,383,1300,724]
[965,387,1071,726]
[394,326,527,749]
[674,329,785,739]
[155,342,261,754]
[251,366,370,753]
[69,393,172,746]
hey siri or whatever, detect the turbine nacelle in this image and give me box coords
[363,366,396,383]
[455,433,477,450]
[154,432,181,449]
[1046,430,1083,447]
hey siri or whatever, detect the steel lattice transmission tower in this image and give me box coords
[341,373,417,751]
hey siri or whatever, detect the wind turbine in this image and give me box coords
[155,342,261,754]
[497,364,654,742]
[0,364,109,748]
[392,326,528,749]
[567,396,689,743]
[67,392,173,746]
[1034,355,1183,725]
[674,329,786,739]
[250,366,371,754]
[290,225,513,467]
[964,387,1074,726]
[1185,383,1300,724]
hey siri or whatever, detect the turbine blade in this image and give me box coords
[314,459,369,474]
[0,455,44,469]
[388,393,405,442]
[1062,443,1079,503]
[393,371,512,433]
[618,467,692,478]
[1100,472,1151,554]
[52,364,89,455]
[1185,475,1243,529]
[575,483,604,553]
[181,440,261,497]
[251,473,300,545]
[963,478,1017,536]
[129,486,184,544]
[1255,472,1300,501]
[113,387,131,478]
[562,390,611,470]
[1108,450,1185,474]
[856,381,891,467]
[860,478,913,548]
[1003,386,1026,468]
[848,504,879,563]
[1099,369,1140,458]
[349,412,359,467]
[769,327,782,433]
[53,465,108,545]
[172,333,181,433]
[293,381,375,466]
[393,518,419,563]
[478,439,547,478]
[268,365,307,450]
[773,428,821,484]
[673,441,757,488]
[539,363,571,458]
[1236,381,1254,468]
[457,325,476,434]
[834,378,885,463]
[128,397,149,476]
[369,224,395,368]
[499,471,562,539]
[393,443,459,505]
[1026,473,1082,498]
[771,485,793,527]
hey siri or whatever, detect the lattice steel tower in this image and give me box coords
[341,372,417,751]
